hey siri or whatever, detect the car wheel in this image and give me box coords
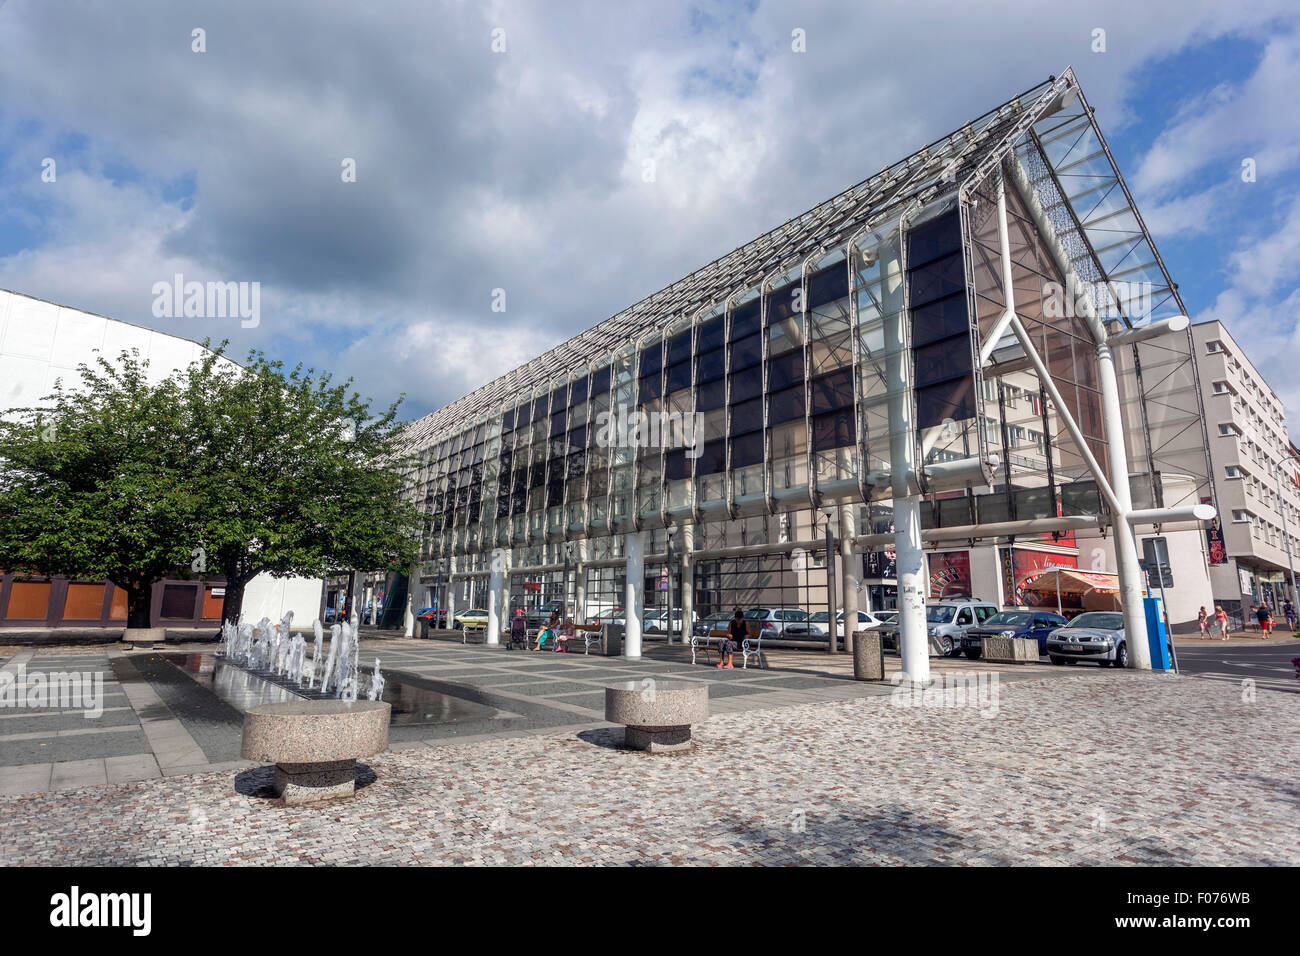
[1050,656,1065,665]
[1114,643,1128,669]
[964,649,981,660]
[940,635,954,656]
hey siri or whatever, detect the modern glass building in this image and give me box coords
[392,70,1216,674]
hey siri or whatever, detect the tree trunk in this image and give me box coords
[125,579,153,629]
[221,577,248,626]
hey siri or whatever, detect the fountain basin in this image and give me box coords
[241,699,390,804]
[605,681,708,754]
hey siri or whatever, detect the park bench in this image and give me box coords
[691,626,767,669]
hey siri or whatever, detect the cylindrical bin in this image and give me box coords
[853,629,885,681]
[602,623,625,657]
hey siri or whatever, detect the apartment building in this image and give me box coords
[1192,320,1300,624]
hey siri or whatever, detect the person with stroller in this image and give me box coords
[508,608,528,650]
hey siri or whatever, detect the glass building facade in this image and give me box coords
[395,70,1214,632]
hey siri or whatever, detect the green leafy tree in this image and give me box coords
[0,344,422,630]
[179,345,421,624]
[0,351,207,627]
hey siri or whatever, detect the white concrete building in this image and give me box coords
[0,288,324,630]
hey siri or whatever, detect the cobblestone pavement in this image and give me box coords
[1,670,1294,866]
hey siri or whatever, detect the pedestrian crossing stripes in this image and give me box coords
[1190,672,1299,693]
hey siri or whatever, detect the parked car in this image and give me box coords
[323,607,342,623]
[415,607,446,627]
[880,601,998,656]
[694,611,734,637]
[592,607,625,627]
[960,610,1069,659]
[1046,611,1127,667]
[874,610,898,626]
[643,608,698,634]
[743,607,809,638]
[453,608,490,628]
[788,609,891,639]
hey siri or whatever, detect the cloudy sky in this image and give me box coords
[1,0,1297,438]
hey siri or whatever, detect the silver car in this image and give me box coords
[1046,611,1126,667]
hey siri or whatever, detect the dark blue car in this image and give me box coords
[960,610,1069,659]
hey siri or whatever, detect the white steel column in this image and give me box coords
[445,557,457,632]
[680,523,695,645]
[574,539,588,625]
[624,531,645,658]
[883,217,929,684]
[485,552,505,646]
[1096,342,1151,668]
[403,565,417,637]
[839,504,859,655]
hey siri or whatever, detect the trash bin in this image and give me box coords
[853,629,885,681]
[419,620,429,639]
[601,623,625,657]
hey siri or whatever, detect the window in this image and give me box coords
[1231,509,1251,523]
[956,608,972,625]
[1225,465,1243,478]
[1205,340,1224,354]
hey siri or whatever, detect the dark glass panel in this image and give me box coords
[698,316,725,352]
[729,332,762,372]
[812,408,855,451]
[502,407,516,430]
[639,343,663,376]
[590,365,611,397]
[908,251,965,305]
[550,410,567,437]
[914,338,972,389]
[665,360,692,394]
[697,378,727,412]
[810,368,854,413]
[730,396,763,434]
[667,330,691,365]
[767,280,799,324]
[916,380,975,428]
[547,481,564,507]
[912,293,969,347]
[768,351,805,390]
[730,430,764,468]
[568,424,586,450]
[806,262,849,310]
[696,438,727,475]
[160,584,197,619]
[566,450,586,479]
[767,385,805,425]
[665,448,690,480]
[695,346,725,384]
[569,376,588,406]
[638,373,662,404]
[907,211,962,268]
[530,461,546,489]
[729,299,761,340]
[728,365,763,404]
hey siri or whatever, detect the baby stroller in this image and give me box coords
[505,615,529,651]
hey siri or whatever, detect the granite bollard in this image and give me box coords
[605,680,708,753]
[241,699,390,804]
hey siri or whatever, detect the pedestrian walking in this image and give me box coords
[1214,605,1230,641]
[1197,605,1209,639]
[1257,603,1273,636]
[1285,599,1296,631]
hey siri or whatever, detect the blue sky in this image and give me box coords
[0,0,1297,440]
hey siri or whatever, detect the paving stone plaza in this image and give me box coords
[1,636,1296,866]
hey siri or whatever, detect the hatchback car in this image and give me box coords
[743,607,809,638]
[787,609,890,639]
[695,611,735,636]
[453,608,490,628]
[961,610,1069,659]
[1046,611,1126,667]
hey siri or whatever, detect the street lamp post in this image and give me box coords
[1273,461,1300,617]
[823,508,838,654]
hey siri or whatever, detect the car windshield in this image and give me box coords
[1067,612,1123,630]
[926,606,955,623]
[877,612,898,623]
[986,612,1033,627]
[809,611,830,622]
[744,609,770,620]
